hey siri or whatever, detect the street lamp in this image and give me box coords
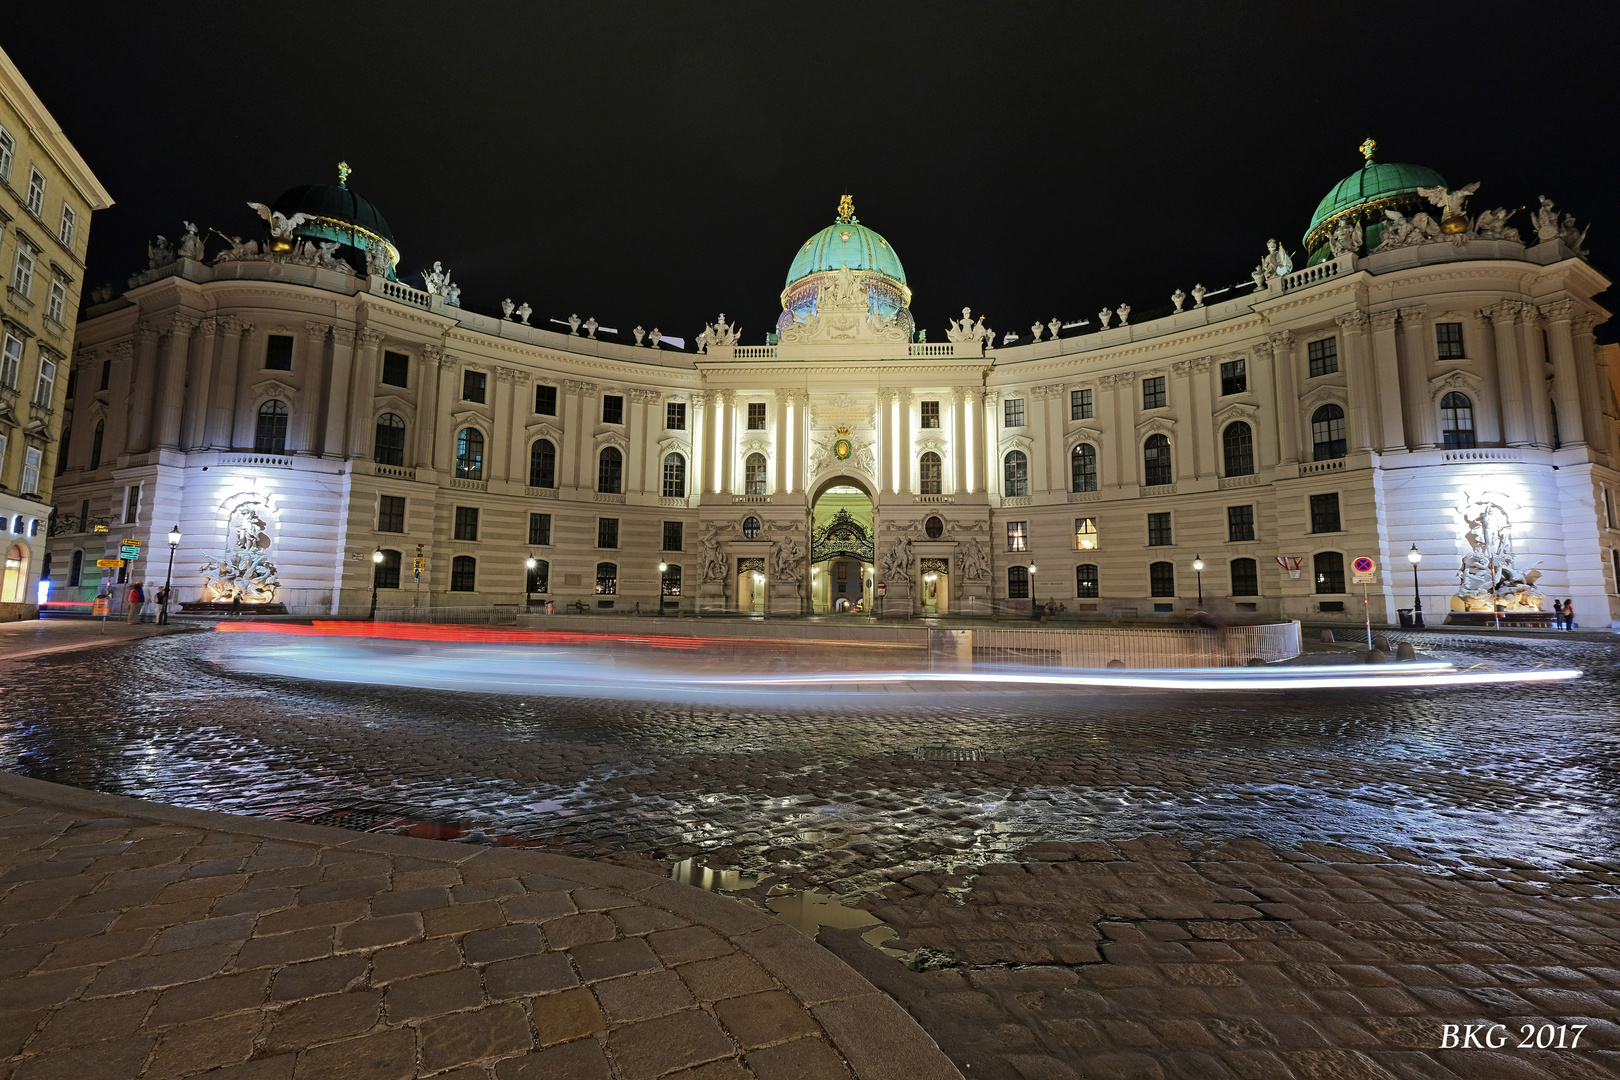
[160,524,180,625]
[1192,554,1204,607]
[1407,544,1424,629]
[525,556,537,613]
[658,562,667,616]
[370,547,384,620]
[1028,560,1039,620]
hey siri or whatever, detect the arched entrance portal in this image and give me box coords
[810,480,874,614]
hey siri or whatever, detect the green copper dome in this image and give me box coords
[786,216,906,287]
[1304,141,1445,256]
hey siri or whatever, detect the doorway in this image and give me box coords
[809,480,874,614]
[736,559,766,613]
[921,559,950,615]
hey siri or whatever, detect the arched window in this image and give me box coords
[1071,444,1098,492]
[1003,450,1028,497]
[0,544,27,604]
[373,413,406,466]
[255,400,288,454]
[595,561,618,595]
[89,420,104,471]
[663,453,687,498]
[744,453,767,495]
[742,516,761,539]
[1231,557,1259,596]
[598,446,623,493]
[919,452,942,495]
[1311,404,1347,461]
[1440,392,1476,449]
[1076,563,1099,598]
[529,439,556,488]
[449,555,476,592]
[68,549,83,587]
[1222,422,1254,477]
[1314,551,1345,594]
[1007,564,1030,599]
[373,549,401,590]
[1149,560,1176,597]
[455,428,484,479]
[1143,434,1172,487]
[527,558,550,594]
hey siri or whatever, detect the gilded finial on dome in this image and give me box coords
[1358,138,1376,164]
[836,193,854,224]
[337,160,352,186]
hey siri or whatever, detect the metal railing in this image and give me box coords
[970,621,1301,668]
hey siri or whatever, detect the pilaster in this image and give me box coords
[204,318,248,448]
[347,329,385,461]
[1368,310,1405,451]
[183,317,219,449]
[1488,302,1529,446]
[126,322,160,452]
[1334,311,1375,452]
[1541,300,1584,447]
[1398,305,1436,450]
[1265,334,1299,464]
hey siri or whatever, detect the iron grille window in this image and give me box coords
[528,512,551,546]
[1227,504,1255,542]
[1150,561,1176,597]
[1076,564,1099,598]
[747,402,767,429]
[1314,551,1345,594]
[666,401,685,429]
[602,394,624,424]
[1071,388,1093,420]
[381,351,409,387]
[1311,405,1347,460]
[1147,512,1172,546]
[1440,392,1475,449]
[662,521,683,551]
[453,506,479,541]
[1309,492,1341,534]
[1435,322,1465,360]
[1007,521,1028,552]
[374,549,401,590]
[456,428,484,479]
[462,369,486,402]
[1231,558,1259,596]
[1007,565,1030,599]
[535,384,557,415]
[529,439,556,487]
[598,447,622,493]
[1307,337,1338,377]
[527,559,549,594]
[1223,422,1254,477]
[450,555,476,592]
[1071,444,1098,492]
[1004,398,1025,427]
[919,452,942,495]
[597,518,619,548]
[1220,359,1247,396]
[264,335,293,371]
[374,413,406,465]
[1074,516,1098,550]
[920,400,940,428]
[1003,451,1028,496]
[595,562,617,595]
[663,453,687,498]
[378,495,406,533]
[1142,376,1166,410]
[1143,434,1172,486]
[255,400,288,453]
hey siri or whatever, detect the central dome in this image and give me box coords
[270,163,400,276]
[778,195,912,335]
[1303,140,1446,263]
[785,216,907,286]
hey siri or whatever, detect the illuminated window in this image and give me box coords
[919,452,942,495]
[744,453,767,495]
[661,564,682,596]
[1006,521,1028,552]
[595,562,618,595]
[455,428,484,479]
[663,453,687,498]
[742,516,761,540]
[527,559,550,594]
[1076,564,1099,598]
[1074,517,1098,551]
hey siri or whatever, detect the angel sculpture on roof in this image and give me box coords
[246,202,311,244]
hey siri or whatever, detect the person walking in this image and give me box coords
[125,582,145,624]
[155,585,169,625]
[1563,598,1575,630]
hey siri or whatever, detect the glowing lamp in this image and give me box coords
[1192,555,1204,572]
[168,525,182,548]
[372,548,384,564]
[526,557,537,570]
[1407,544,1422,566]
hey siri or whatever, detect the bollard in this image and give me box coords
[1106,659,1125,669]
[1319,629,1335,643]
[1364,649,1387,664]
[1396,641,1416,661]
[1372,635,1390,652]
[1247,657,1267,667]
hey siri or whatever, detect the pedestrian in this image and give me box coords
[230,593,243,619]
[1563,598,1575,630]
[125,581,145,624]
[1554,598,1567,630]
[155,585,169,625]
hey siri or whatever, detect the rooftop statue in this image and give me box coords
[1373,209,1440,252]
[501,298,515,320]
[363,241,391,277]
[1418,181,1480,233]
[649,328,663,349]
[1029,320,1044,342]
[517,302,532,325]
[1171,288,1186,313]
[177,221,205,261]
[1530,196,1561,242]
[1261,238,1294,278]
[633,326,645,346]
[1097,307,1112,329]
[1471,207,1521,244]
[1116,303,1131,326]
[314,242,349,272]
[567,314,581,335]
[584,317,599,339]
[1048,318,1061,340]
[247,202,311,244]
[212,232,260,262]
[1328,217,1364,257]
[147,235,174,269]
[1559,213,1590,257]
[1191,283,1206,307]
[697,314,740,351]
[945,307,979,343]
[423,261,452,295]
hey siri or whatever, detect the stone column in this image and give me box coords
[418,346,448,470]
[791,390,808,494]
[183,317,219,449]
[720,389,736,495]
[1334,312,1375,452]
[1398,306,1436,450]
[1266,334,1299,464]
[321,327,356,458]
[489,367,515,482]
[126,321,160,452]
[969,387,988,494]
[1248,351,1279,469]
[1368,311,1405,451]
[1467,310,1503,445]
[1541,300,1585,447]
[563,380,596,490]
[294,322,329,455]
[950,388,968,494]
[156,314,198,449]
[204,318,247,448]
[1571,310,1607,453]
[1096,376,1121,487]
[983,390,1001,496]
[1518,306,1554,447]
[702,389,721,493]
[897,388,912,495]
[773,389,790,494]
[347,330,384,460]
[1169,363,1196,480]
[878,389,895,494]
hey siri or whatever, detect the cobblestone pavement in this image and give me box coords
[1,628,1619,1077]
[0,773,958,1080]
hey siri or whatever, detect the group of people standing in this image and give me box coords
[1550,597,1577,630]
[120,582,173,624]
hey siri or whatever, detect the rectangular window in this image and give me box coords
[1150,561,1176,597]
[381,351,409,387]
[535,384,558,415]
[0,334,21,389]
[662,520,683,551]
[1435,322,1465,360]
[0,127,13,180]
[0,433,7,475]
[378,495,406,533]
[1309,492,1341,534]
[64,366,76,401]
[264,334,294,371]
[20,447,40,494]
[598,517,619,549]
[99,358,110,391]
[666,401,686,430]
[1314,551,1345,595]
[1220,359,1247,396]
[920,400,940,428]
[661,564,682,597]
[34,358,56,407]
[602,394,624,424]
[450,556,476,592]
[1142,376,1167,410]
[373,550,401,590]
[11,246,35,297]
[1227,505,1256,543]
[528,512,552,546]
[1076,563,1099,598]
[527,558,549,595]
[1007,565,1030,600]
[26,167,44,216]
[1007,520,1028,552]
[1074,516,1098,551]
[746,401,767,429]
[1147,512,1172,546]
[1231,558,1259,596]
[46,278,66,324]
[1004,398,1025,427]
[58,203,76,247]
[1307,337,1338,377]
[1070,388,1093,420]
[453,506,479,541]
[462,369,487,403]
[123,484,140,524]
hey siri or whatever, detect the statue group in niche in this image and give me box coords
[773,535,805,582]
[1451,495,1544,614]
[200,503,281,603]
[957,538,989,582]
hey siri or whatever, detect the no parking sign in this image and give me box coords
[1352,556,1377,584]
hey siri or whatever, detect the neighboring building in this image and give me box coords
[45,146,1620,626]
[0,45,113,619]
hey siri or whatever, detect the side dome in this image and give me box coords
[270,163,400,275]
[778,195,912,334]
[1303,140,1446,263]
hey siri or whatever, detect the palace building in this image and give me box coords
[40,146,1620,627]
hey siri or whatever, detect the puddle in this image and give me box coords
[669,857,764,892]
[767,887,881,934]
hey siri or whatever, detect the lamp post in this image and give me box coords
[658,562,667,616]
[370,547,384,620]
[1192,555,1204,607]
[1407,544,1423,629]
[1028,560,1039,619]
[525,556,537,613]
[160,524,180,625]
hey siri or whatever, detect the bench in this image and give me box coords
[1443,611,1554,628]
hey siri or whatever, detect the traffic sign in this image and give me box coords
[1352,556,1377,584]
[120,546,141,560]
[96,558,125,568]
[92,596,110,616]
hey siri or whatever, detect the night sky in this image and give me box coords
[8,2,1615,345]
